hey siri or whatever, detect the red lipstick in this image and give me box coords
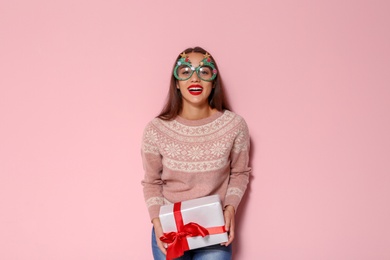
[187,85,203,96]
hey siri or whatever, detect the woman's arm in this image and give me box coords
[141,122,165,221]
[224,118,251,211]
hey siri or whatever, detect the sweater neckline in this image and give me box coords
[175,110,224,126]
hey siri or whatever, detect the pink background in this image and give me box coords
[1,0,389,259]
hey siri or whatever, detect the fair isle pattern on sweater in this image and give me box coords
[141,110,251,220]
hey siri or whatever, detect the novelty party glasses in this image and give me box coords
[173,52,218,82]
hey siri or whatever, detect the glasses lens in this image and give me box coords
[198,66,214,81]
[176,65,193,80]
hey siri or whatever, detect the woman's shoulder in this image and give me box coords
[141,117,167,144]
[223,110,248,127]
[143,116,180,135]
[143,117,164,131]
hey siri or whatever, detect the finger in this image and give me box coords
[225,221,231,232]
[221,220,230,246]
[225,229,235,246]
[158,241,167,255]
[159,246,167,255]
[224,214,235,246]
[224,213,231,231]
[230,216,235,233]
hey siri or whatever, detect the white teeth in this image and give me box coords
[189,88,202,91]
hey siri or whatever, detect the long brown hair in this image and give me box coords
[157,47,231,120]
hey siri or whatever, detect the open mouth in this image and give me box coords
[188,85,203,95]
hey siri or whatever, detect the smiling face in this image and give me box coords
[176,52,214,109]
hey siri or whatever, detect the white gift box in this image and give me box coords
[159,195,228,251]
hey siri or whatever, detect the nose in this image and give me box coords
[190,71,200,82]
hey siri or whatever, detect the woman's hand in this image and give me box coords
[221,205,235,246]
[152,217,168,255]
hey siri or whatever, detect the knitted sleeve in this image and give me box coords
[224,117,251,211]
[141,121,164,221]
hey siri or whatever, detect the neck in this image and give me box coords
[180,105,216,120]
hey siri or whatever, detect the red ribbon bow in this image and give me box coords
[159,202,226,260]
[160,222,209,260]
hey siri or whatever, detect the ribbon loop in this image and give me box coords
[160,222,210,260]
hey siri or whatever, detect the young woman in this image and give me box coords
[141,47,251,260]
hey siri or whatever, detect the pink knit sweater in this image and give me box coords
[141,110,251,221]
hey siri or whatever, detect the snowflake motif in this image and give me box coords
[210,142,227,156]
[164,143,181,157]
[182,127,190,135]
[199,127,207,134]
[145,129,158,143]
[182,163,190,171]
[187,146,204,160]
[200,163,209,170]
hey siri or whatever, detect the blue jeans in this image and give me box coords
[152,228,232,260]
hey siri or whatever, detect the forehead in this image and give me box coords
[186,52,204,66]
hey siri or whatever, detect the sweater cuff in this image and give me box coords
[148,204,162,222]
[224,195,241,213]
